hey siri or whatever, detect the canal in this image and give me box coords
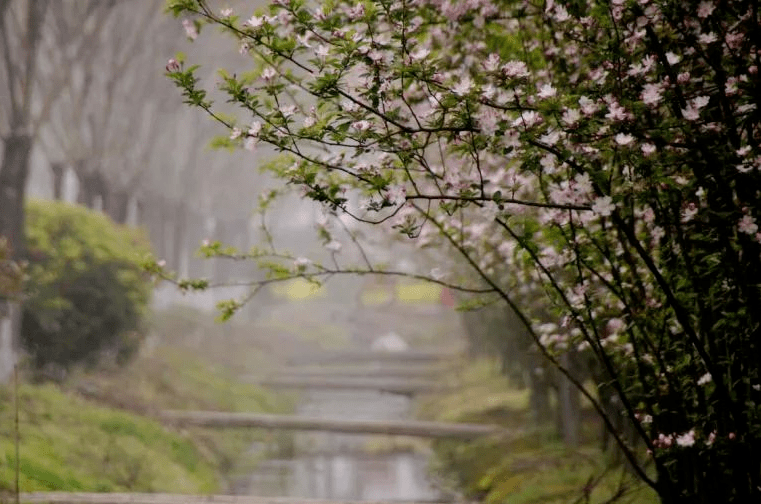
[231,388,443,501]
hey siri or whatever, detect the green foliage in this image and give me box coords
[0,237,24,299]
[21,200,153,370]
[420,361,657,504]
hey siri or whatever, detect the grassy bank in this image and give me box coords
[418,360,658,504]
[0,307,295,493]
[0,383,217,493]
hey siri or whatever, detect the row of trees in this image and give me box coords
[0,0,271,379]
[167,0,761,501]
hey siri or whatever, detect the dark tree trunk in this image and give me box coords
[105,187,129,224]
[556,352,581,447]
[0,134,34,259]
[77,170,103,209]
[50,162,65,200]
[527,360,553,428]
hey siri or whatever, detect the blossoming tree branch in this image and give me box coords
[163,0,761,501]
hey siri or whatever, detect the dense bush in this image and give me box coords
[22,200,152,370]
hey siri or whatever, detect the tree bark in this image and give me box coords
[104,186,129,224]
[76,168,100,208]
[0,134,34,258]
[556,351,581,447]
[50,161,64,200]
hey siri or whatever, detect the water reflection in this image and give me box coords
[235,389,442,501]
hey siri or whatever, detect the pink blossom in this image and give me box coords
[699,32,718,45]
[261,67,277,82]
[248,121,262,137]
[592,196,615,217]
[697,0,715,17]
[642,143,657,156]
[615,133,635,146]
[452,76,474,96]
[502,60,529,78]
[725,77,739,95]
[511,110,542,128]
[641,83,663,107]
[676,430,696,447]
[579,96,598,116]
[182,19,198,40]
[165,58,180,73]
[697,372,712,385]
[220,8,233,17]
[537,83,557,99]
[738,215,758,235]
[229,127,242,140]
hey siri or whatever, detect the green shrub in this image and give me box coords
[21,200,152,370]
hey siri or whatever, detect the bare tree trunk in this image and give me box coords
[556,351,581,447]
[50,161,64,200]
[0,134,33,258]
[104,186,129,224]
[0,301,20,382]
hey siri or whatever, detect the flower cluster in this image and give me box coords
[167,0,761,499]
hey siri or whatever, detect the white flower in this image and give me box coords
[562,108,581,126]
[248,121,262,137]
[682,104,700,121]
[325,240,342,253]
[182,19,198,40]
[579,96,598,116]
[410,47,430,61]
[676,430,696,447]
[697,372,712,386]
[642,143,657,156]
[502,60,529,78]
[245,15,265,28]
[351,120,372,131]
[220,8,233,17]
[615,133,635,146]
[261,67,277,81]
[452,76,474,96]
[315,44,330,60]
[697,0,715,18]
[641,83,663,107]
[230,127,242,140]
[592,196,615,217]
[699,32,718,45]
[738,215,758,235]
[537,83,557,99]
[665,52,681,65]
[294,257,312,269]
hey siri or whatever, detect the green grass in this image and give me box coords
[419,359,659,504]
[0,383,217,493]
[0,307,296,494]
